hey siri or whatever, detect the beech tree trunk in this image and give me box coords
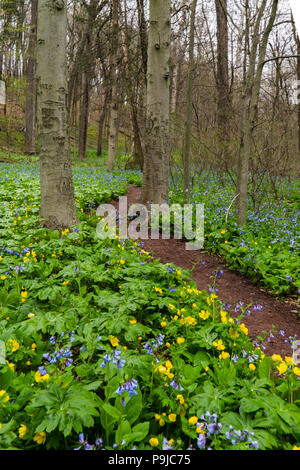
[24,0,38,154]
[141,0,171,204]
[36,0,78,230]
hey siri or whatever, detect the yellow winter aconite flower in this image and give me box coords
[154,286,162,294]
[119,259,125,265]
[129,319,137,325]
[199,310,210,320]
[1,275,6,280]
[188,416,198,425]
[149,437,159,447]
[239,323,248,335]
[28,313,35,318]
[272,354,283,363]
[176,337,185,345]
[176,394,184,404]
[21,291,28,302]
[109,335,119,347]
[168,413,176,422]
[34,371,50,383]
[0,390,9,405]
[276,362,288,375]
[160,321,167,327]
[33,432,46,445]
[293,446,300,450]
[220,311,227,324]
[31,343,37,351]
[19,424,27,438]
[7,339,19,352]
[285,356,294,365]
[293,367,300,377]
[249,364,256,371]
[213,339,225,351]
[219,351,230,360]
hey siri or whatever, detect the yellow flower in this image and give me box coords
[129,319,137,325]
[159,418,165,426]
[276,362,288,375]
[0,390,9,406]
[120,259,125,265]
[292,445,300,450]
[176,394,184,404]
[165,342,170,348]
[21,291,28,302]
[196,423,206,434]
[213,339,225,351]
[109,335,119,347]
[19,424,27,438]
[28,313,35,318]
[188,416,198,425]
[33,432,46,445]
[154,286,162,294]
[149,437,159,447]
[31,343,37,351]
[6,361,15,372]
[293,367,300,377]
[165,360,173,370]
[62,281,69,285]
[219,351,230,360]
[249,364,256,371]
[160,321,167,327]
[199,310,210,320]
[1,275,6,280]
[7,339,19,352]
[272,354,283,363]
[34,371,50,383]
[239,323,248,335]
[168,413,176,422]
[177,337,185,345]
[285,356,294,365]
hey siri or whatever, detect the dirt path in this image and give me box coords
[111,185,300,358]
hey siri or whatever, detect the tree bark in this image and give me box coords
[107,0,119,171]
[36,0,78,230]
[141,0,171,204]
[183,0,197,201]
[78,70,90,159]
[215,0,231,164]
[24,0,38,154]
[237,0,278,226]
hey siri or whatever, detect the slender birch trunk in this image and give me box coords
[36,0,78,230]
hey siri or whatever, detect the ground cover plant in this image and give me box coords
[169,172,300,297]
[0,162,299,451]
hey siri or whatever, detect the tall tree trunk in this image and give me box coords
[141,0,171,204]
[24,0,38,154]
[97,87,110,156]
[215,0,230,165]
[183,0,197,201]
[237,0,278,226]
[36,0,78,230]
[107,0,119,171]
[78,70,90,159]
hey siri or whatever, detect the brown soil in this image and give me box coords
[110,185,300,359]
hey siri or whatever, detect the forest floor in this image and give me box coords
[110,185,300,359]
